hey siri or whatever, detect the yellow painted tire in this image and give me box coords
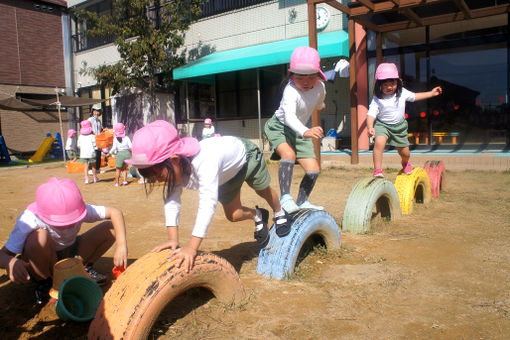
[88,251,245,340]
[394,167,431,215]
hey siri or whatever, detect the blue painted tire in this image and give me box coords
[257,209,341,279]
[342,177,401,234]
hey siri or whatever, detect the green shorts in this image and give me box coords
[56,236,81,261]
[79,157,96,164]
[264,115,316,160]
[66,150,76,159]
[218,138,271,205]
[115,150,131,168]
[374,119,409,147]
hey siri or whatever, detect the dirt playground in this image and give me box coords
[0,161,509,339]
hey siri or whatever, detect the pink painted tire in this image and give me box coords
[424,160,446,199]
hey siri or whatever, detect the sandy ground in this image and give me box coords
[1,162,510,339]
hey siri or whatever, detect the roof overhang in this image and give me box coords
[173,30,349,81]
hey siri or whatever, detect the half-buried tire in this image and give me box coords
[424,160,446,199]
[342,177,401,234]
[88,251,245,340]
[394,167,432,215]
[257,209,341,279]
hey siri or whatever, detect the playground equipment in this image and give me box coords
[0,135,14,164]
[257,209,341,279]
[29,133,55,162]
[88,251,244,340]
[342,177,401,234]
[424,160,446,199]
[49,132,64,159]
[394,167,432,215]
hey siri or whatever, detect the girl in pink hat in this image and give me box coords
[106,122,132,187]
[77,120,99,184]
[126,120,290,273]
[0,177,128,304]
[367,63,442,177]
[264,46,327,214]
[201,118,215,140]
[65,128,77,161]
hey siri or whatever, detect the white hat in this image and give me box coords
[92,104,102,111]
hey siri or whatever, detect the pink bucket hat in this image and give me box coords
[27,177,87,227]
[67,129,76,139]
[80,120,92,135]
[126,120,200,168]
[204,118,212,125]
[289,46,326,81]
[375,63,400,80]
[114,122,126,137]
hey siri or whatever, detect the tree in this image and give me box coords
[73,0,201,118]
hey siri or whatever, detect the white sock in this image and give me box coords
[254,209,262,223]
[274,209,285,218]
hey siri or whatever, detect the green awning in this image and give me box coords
[173,30,349,81]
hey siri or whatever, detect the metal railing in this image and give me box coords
[200,0,272,18]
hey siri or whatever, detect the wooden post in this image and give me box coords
[55,88,67,165]
[308,2,321,166]
[349,18,359,164]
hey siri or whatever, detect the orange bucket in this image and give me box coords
[96,129,114,149]
[108,157,116,168]
[67,161,85,173]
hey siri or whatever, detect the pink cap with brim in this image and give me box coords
[27,177,87,227]
[67,129,76,138]
[80,120,92,135]
[126,120,200,168]
[375,63,400,80]
[289,46,327,81]
[114,122,126,137]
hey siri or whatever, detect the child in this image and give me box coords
[65,129,77,161]
[107,123,132,187]
[126,120,290,272]
[264,46,326,213]
[366,63,442,177]
[202,118,215,139]
[0,177,128,304]
[77,120,98,184]
[89,104,104,173]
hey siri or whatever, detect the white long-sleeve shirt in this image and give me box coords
[367,88,416,124]
[65,137,77,152]
[5,204,106,253]
[77,134,97,158]
[109,136,132,154]
[274,80,326,136]
[164,136,246,238]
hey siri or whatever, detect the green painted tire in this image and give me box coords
[342,177,401,234]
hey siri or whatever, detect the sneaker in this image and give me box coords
[85,178,90,184]
[274,210,291,237]
[84,264,107,286]
[138,178,146,184]
[280,194,299,214]
[114,183,119,187]
[93,176,99,183]
[34,278,52,305]
[254,206,269,248]
[373,168,384,177]
[298,201,324,210]
[88,170,93,175]
[122,181,128,186]
[403,162,413,175]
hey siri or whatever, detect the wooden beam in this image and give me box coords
[358,0,375,11]
[349,0,443,16]
[402,7,423,26]
[321,0,351,16]
[453,0,472,19]
[356,16,381,32]
[376,4,510,32]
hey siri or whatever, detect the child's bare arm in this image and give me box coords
[151,226,179,252]
[0,246,30,283]
[170,236,203,273]
[366,116,376,137]
[105,207,128,268]
[414,86,442,101]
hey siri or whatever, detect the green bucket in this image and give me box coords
[56,276,103,322]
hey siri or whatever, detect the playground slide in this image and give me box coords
[29,136,55,163]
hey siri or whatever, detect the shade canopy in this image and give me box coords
[173,30,349,81]
[0,97,41,111]
[20,95,108,108]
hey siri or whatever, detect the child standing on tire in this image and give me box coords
[126,120,290,272]
[0,177,128,304]
[264,46,326,213]
[367,63,442,178]
[107,122,132,187]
